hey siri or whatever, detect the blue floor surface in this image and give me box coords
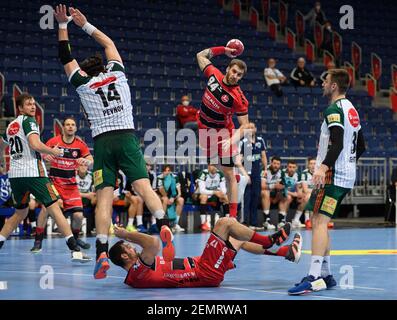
[0,228,396,300]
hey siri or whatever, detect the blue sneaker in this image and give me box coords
[93,252,110,279]
[323,275,337,289]
[288,275,327,295]
[137,224,148,233]
[148,224,159,234]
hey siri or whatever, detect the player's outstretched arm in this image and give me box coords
[28,134,63,157]
[196,47,236,72]
[69,7,122,64]
[54,4,79,78]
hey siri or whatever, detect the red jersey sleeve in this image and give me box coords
[203,64,223,80]
[235,90,249,117]
[45,136,58,147]
[78,139,91,158]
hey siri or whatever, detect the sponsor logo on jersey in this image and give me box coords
[89,76,117,89]
[348,108,360,127]
[327,113,341,123]
[93,169,104,187]
[8,122,20,135]
[321,196,338,215]
[221,94,229,103]
[72,151,78,158]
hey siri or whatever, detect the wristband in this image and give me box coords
[59,16,73,29]
[210,46,226,57]
[82,22,97,36]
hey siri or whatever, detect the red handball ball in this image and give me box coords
[226,39,244,57]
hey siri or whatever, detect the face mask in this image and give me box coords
[182,100,190,106]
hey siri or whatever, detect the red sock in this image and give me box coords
[36,227,45,235]
[250,232,273,249]
[264,246,289,257]
[229,203,237,218]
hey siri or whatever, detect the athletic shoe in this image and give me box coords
[160,225,175,262]
[71,251,92,263]
[327,222,334,229]
[323,274,337,289]
[288,275,327,295]
[126,225,137,233]
[148,224,159,234]
[93,252,110,279]
[291,220,306,229]
[200,223,211,232]
[285,233,302,263]
[136,224,148,233]
[30,240,42,253]
[173,224,185,233]
[76,238,91,250]
[305,220,312,229]
[263,220,276,230]
[270,222,291,246]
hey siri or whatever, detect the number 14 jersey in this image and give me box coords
[69,60,134,138]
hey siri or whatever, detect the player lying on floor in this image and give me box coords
[108,219,302,288]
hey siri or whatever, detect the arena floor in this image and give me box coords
[0,228,396,300]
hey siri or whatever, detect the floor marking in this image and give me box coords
[302,249,397,256]
[0,270,125,279]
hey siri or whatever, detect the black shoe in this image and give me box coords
[66,237,80,251]
[270,222,291,246]
[31,240,42,253]
[0,241,4,249]
[76,238,91,250]
[285,233,302,263]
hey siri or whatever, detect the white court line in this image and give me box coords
[340,286,385,291]
[222,286,351,300]
[388,268,397,271]
[368,267,379,269]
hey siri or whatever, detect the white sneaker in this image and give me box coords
[173,224,185,233]
[71,251,92,263]
[263,220,276,230]
[291,220,306,229]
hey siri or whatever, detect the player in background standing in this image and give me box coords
[196,45,255,220]
[54,5,171,279]
[0,93,90,262]
[288,69,366,295]
[31,117,93,252]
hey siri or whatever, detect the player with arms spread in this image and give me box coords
[54,4,171,279]
[196,45,254,220]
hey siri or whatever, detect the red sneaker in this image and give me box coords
[93,252,110,279]
[305,220,312,229]
[200,223,211,232]
[160,225,175,262]
[327,222,334,229]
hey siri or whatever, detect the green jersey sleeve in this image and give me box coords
[324,103,344,129]
[106,61,125,73]
[22,116,40,137]
[69,68,91,88]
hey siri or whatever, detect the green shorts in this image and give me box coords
[93,130,148,190]
[305,184,350,218]
[10,177,59,209]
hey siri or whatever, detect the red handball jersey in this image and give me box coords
[124,233,236,288]
[198,64,249,130]
[46,135,91,186]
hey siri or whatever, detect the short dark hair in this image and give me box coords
[80,53,105,77]
[228,59,247,75]
[288,160,297,165]
[163,164,173,172]
[271,156,281,162]
[328,68,350,94]
[16,93,34,109]
[109,240,126,267]
[308,157,316,162]
[62,117,76,126]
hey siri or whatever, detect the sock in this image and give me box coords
[175,215,180,225]
[36,227,45,236]
[66,235,79,251]
[200,214,206,225]
[264,245,289,257]
[31,221,37,228]
[72,228,80,240]
[207,214,211,225]
[65,234,73,242]
[294,211,303,222]
[309,255,324,278]
[156,217,170,228]
[96,234,108,244]
[199,204,206,216]
[151,216,156,225]
[95,239,109,259]
[0,234,6,242]
[35,227,45,241]
[249,232,273,249]
[222,204,229,216]
[127,218,134,227]
[229,203,237,218]
[304,211,310,222]
[321,255,331,277]
[153,209,165,219]
[136,215,143,226]
[278,212,286,223]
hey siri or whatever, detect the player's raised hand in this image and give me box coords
[69,7,87,27]
[225,47,237,58]
[218,138,232,153]
[54,4,70,24]
[51,144,64,157]
[114,225,129,239]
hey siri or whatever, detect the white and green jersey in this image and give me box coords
[317,98,361,189]
[262,166,282,190]
[69,60,134,138]
[299,169,314,189]
[76,172,93,193]
[196,169,226,195]
[5,115,47,178]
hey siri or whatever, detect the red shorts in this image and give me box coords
[195,233,237,286]
[198,127,238,166]
[53,183,83,213]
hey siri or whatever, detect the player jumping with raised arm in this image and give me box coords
[54,4,171,279]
